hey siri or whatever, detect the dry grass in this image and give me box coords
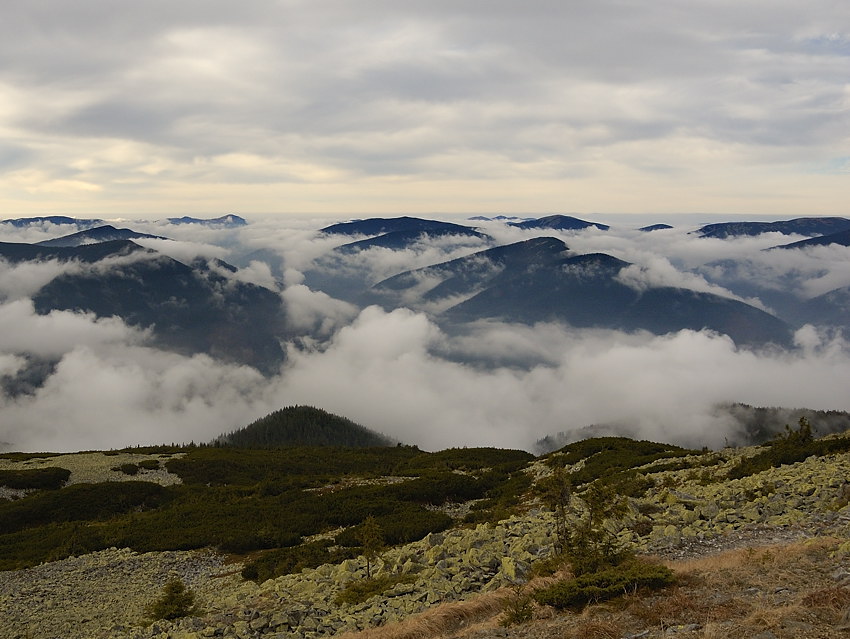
[334,590,512,639]
[741,600,805,632]
[339,537,850,639]
[801,586,850,612]
[568,619,622,638]
[626,587,707,627]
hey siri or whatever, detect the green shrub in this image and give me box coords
[0,481,170,535]
[114,463,139,476]
[392,447,533,475]
[500,586,534,627]
[388,471,484,504]
[146,578,199,621]
[728,418,850,480]
[533,559,675,609]
[547,438,694,486]
[137,459,160,471]
[334,507,452,547]
[242,540,356,582]
[334,574,414,606]
[0,467,70,490]
[0,453,61,461]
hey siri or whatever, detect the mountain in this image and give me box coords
[215,406,393,448]
[0,239,143,264]
[321,216,477,237]
[0,240,287,374]
[334,227,491,253]
[792,286,850,331]
[639,223,673,232]
[369,237,792,347]
[772,228,850,250]
[695,217,850,239]
[166,215,248,227]
[508,214,610,231]
[1,216,105,229]
[467,215,532,221]
[36,225,168,247]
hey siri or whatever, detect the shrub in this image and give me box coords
[540,471,629,575]
[241,540,356,582]
[0,467,70,490]
[146,578,199,621]
[334,574,414,606]
[114,463,139,476]
[356,515,384,579]
[728,418,850,480]
[137,459,160,471]
[533,559,675,609]
[500,585,534,627]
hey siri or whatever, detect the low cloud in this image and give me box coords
[272,307,850,451]
[1,345,271,452]
[3,216,850,454]
[0,300,146,357]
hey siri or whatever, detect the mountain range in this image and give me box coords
[0,239,287,374]
[365,237,791,347]
[695,216,850,239]
[4,212,849,381]
[36,225,168,247]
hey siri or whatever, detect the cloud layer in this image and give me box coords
[2,216,850,453]
[1,1,849,214]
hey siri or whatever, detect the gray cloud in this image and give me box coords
[1,1,848,213]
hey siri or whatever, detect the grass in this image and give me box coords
[334,589,513,639]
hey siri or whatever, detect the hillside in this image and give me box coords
[3,423,850,638]
[367,237,792,347]
[215,406,394,448]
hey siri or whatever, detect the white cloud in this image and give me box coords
[0,300,146,358]
[271,306,850,452]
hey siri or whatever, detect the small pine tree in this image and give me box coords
[540,465,572,555]
[356,516,385,580]
[541,468,629,575]
[146,578,198,621]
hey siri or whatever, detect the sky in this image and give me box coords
[1,0,848,218]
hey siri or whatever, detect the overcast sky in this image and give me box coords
[1,1,848,217]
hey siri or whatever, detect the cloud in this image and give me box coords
[3,215,850,454]
[281,284,359,337]
[1,2,849,214]
[0,300,146,359]
[0,345,271,452]
[271,306,850,452]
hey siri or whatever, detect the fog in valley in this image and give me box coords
[2,214,849,453]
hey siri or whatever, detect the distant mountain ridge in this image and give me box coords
[0,238,146,264]
[36,225,168,247]
[534,402,850,453]
[166,215,247,227]
[773,228,850,250]
[695,217,850,239]
[508,214,610,231]
[0,239,287,374]
[1,216,105,229]
[321,217,476,237]
[334,227,490,253]
[368,237,792,347]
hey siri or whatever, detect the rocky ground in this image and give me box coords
[3,445,850,639]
